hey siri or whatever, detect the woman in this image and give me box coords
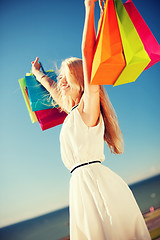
[31,0,151,239]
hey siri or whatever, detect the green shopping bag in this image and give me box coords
[113,0,151,86]
[19,77,38,123]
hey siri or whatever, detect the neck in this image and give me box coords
[62,96,80,113]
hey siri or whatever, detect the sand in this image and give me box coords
[143,208,160,240]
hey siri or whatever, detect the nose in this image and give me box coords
[58,76,68,87]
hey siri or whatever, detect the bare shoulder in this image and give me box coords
[77,86,100,127]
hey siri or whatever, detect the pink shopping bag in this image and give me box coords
[25,88,67,130]
[124,0,160,70]
[35,108,67,131]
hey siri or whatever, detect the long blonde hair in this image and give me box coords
[99,86,124,154]
[59,57,124,154]
[60,57,84,93]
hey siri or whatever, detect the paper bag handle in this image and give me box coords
[39,62,46,74]
[99,0,105,13]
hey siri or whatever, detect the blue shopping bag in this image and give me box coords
[25,68,58,111]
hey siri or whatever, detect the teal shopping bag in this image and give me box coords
[25,70,58,111]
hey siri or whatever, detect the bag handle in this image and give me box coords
[39,62,46,74]
[98,0,105,13]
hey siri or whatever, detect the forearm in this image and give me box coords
[82,0,99,93]
[33,69,64,107]
[82,0,96,56]
[33,69,57,93]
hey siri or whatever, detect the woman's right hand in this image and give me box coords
[31,57,41,75]
[84,0,98,7]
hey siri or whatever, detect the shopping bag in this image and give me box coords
[19,77,38,123]
[24,88,67,130]
[25,70,58,111]
[19,62,67,130]
[90,0,126,85]
[124,0,160,70]
[35,108,67,131]
[113,0,151,86]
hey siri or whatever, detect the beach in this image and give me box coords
[0,175,159,240]
[143,207,160,240]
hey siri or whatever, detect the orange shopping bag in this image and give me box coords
[90,0,126,85]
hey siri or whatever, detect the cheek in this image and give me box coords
[61,86,71,95]
[68,79,80,91]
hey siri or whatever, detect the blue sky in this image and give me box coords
[0,0,160,227]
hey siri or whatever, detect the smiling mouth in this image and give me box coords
[61,84,70,90]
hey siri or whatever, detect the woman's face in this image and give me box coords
[58,74,70,95]
[58,64,80,99]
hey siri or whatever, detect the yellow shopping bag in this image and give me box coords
[19,77,38,123]
[113,0,151,86]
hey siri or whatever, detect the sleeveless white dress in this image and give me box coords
[60,107,151,240]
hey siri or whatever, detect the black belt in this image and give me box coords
[70,161,101,173]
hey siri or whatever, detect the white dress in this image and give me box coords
[60,107,151,240]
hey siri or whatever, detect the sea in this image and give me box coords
[0,174,160,240]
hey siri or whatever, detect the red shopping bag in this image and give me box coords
[35,108,67,131]
[25,88,67,130]
[124,0,160,70]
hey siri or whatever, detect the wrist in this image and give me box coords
[85,0,95,8]
[34,71,46,82]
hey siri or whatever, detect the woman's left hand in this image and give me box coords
[31,57,41,75]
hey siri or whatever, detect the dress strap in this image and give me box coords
[69,104,79,114]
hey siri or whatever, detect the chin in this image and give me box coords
[61,88,70,96]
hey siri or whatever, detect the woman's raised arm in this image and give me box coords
[31,57,62,108]
[79,0,100,126]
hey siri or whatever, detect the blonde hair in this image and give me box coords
[59,57,124,154]
[99,86,124,154]
[57,57,84,112]
[59,57,84,93]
